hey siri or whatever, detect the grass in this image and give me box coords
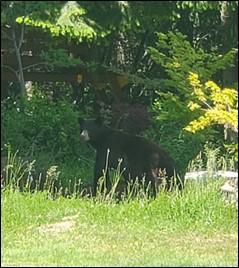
[1,178,238,267]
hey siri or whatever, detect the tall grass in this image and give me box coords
[3,148,35,191]
[187,144,237,173]
[2,147,237,267]
[1,145,237,206]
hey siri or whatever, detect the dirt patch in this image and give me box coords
[37,214,79,234]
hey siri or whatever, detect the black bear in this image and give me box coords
[79,118,182,196]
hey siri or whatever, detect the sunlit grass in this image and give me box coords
[2,177,238,267]
[1,149,238,267]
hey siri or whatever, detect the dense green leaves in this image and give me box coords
[40,49,82,68]
[15,1,96,40]
[146,31,238,172]
[1,1,238,179]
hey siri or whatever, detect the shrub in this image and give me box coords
[146,31,237,173]
[1,87,94,187]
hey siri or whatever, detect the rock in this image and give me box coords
[220,178,238,206]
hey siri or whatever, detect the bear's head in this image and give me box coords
[78,118,103,142]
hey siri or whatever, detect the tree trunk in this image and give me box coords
[220,1,238,87]
[12,28,26,96]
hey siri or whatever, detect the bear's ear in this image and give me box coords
[78,117,84,125]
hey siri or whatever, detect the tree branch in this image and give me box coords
[132,29,149,72]
[12,28,26,95]
[1,29,14,41]
[18,21,25,50]
[18,1,26,49]
[2,64,18,76]
[21,62,49,71]
[201,100,213,109]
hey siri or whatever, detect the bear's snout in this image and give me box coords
[80,130,90,141]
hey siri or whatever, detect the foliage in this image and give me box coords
[185,73,238,133]
[146,31,237,172]
[147,31,237,128]
[14,1,97,41]
[175,1,238,52]
[1,86,96,187]
[1,1,238,182]
[39,48,82,69]
[145,121,206,174]
[1,1,28,24]
[148,31,237,91]
[2,92,78,159]
[185,73,238,161]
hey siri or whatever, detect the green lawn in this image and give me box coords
[1,180,238,267]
